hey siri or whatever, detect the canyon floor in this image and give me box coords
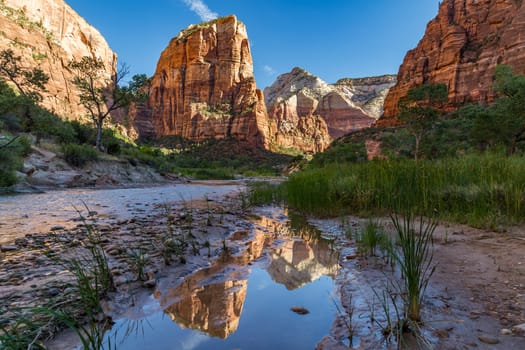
[1,183,525,349]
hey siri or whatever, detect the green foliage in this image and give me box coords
[398,83,448,160]
[310,141,367,167]
[280,154,525,228]
[69,56,149,151]
[0,49,49,102]
[357,220,387,256]
[390,213,436,322]
[62,143,99,167]
[0,135,31,187]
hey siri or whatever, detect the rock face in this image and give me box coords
[381,0,525,123]
[0,0,116,119]
[264,68,396,151]
[141,15,268,147]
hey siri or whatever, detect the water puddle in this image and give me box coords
[101,207,340,349]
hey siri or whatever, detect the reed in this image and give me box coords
[280,153,525,227]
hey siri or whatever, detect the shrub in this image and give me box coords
[62,143,99,167]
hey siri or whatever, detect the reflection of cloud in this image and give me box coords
[182,0,218,22]
[263,65,276,76]
[180,332,209,350]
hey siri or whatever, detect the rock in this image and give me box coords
[512,323,525,333]
[47,288,60,297]
[478,335,499,345]
[500,328,513,335]
[0,0,116,121]
[290,306,310,315]
[264,68,396,153]
[135,15,269,148]
[0,245,18,252]
[143,279,156,288]
[380,0,525,123]
[14,238,28,247]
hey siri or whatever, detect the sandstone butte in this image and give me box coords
[0,0,116,120]
[264,68,396,153]
[136,15,269,148]
[380,0,525,125]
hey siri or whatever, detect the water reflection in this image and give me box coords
[152,207,340,341]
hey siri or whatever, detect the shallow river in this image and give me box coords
[0,181,241,244]
[1,182,341,349]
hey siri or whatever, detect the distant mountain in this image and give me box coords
[264,67,395,152]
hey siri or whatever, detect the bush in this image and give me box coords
[62,144,99,167]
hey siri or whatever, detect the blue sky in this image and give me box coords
[66,0,440,89]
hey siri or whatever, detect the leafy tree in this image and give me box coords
[0,49,49,131]
[69,57,149,151]
[398,83,448,160]
[0,49,49,102]
[489,65,525,154]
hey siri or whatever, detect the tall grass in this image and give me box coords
[282,153,525,227]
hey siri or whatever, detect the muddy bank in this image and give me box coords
[312,217,525,350]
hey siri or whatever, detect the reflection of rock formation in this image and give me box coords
[267,238,339,290]
[159,267,248,339]
[257,211,340,290]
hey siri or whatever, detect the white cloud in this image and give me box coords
[182,0,218,22]
[263,65,276,76]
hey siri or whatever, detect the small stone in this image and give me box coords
[500,328,513,335]
[143,279,156,288]
[478,336,499,345]
[48,288,60,297]
[50,225,65,231]
[1,245,18,252]
[290,306,310,315]
[512,323,525,333]
[14,238,28,247]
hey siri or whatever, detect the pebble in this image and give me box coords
[500,328,513,335]
[50,225,65,231]
[143,279,156,288]
[512,323,525,333]
[290,306,310,315]
[478,336,499,345]
[1,245,18,252]
[48,288,60,297]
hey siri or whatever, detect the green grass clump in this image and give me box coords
[281,153,525,228]
[61,143,99,167]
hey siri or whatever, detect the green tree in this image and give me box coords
[398,83,448,160]
[490,65,525,154]
[0,49,49,131]
[69,57,148,151]
[0,49,49,102]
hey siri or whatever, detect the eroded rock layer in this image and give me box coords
[0,0,116,119]
[264,68,395,151]
[142,15,268,147]
[381,0,525,123]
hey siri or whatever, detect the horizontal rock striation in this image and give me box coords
[381,0,525,124]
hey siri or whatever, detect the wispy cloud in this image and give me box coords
[182,0,218,22]
[263,65,276,76]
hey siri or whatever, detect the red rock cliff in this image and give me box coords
[0,0,116,119]
[381,0,525,123]
[144,15,268,147]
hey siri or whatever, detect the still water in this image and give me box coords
[103,209,340,349]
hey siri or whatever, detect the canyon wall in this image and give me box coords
[0,0,116,119]
[381,0,525,124]
[140,15,268,147]
[264,68,395,152]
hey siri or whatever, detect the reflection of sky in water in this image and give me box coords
[105,268,336,350]
[0,182,240,244]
